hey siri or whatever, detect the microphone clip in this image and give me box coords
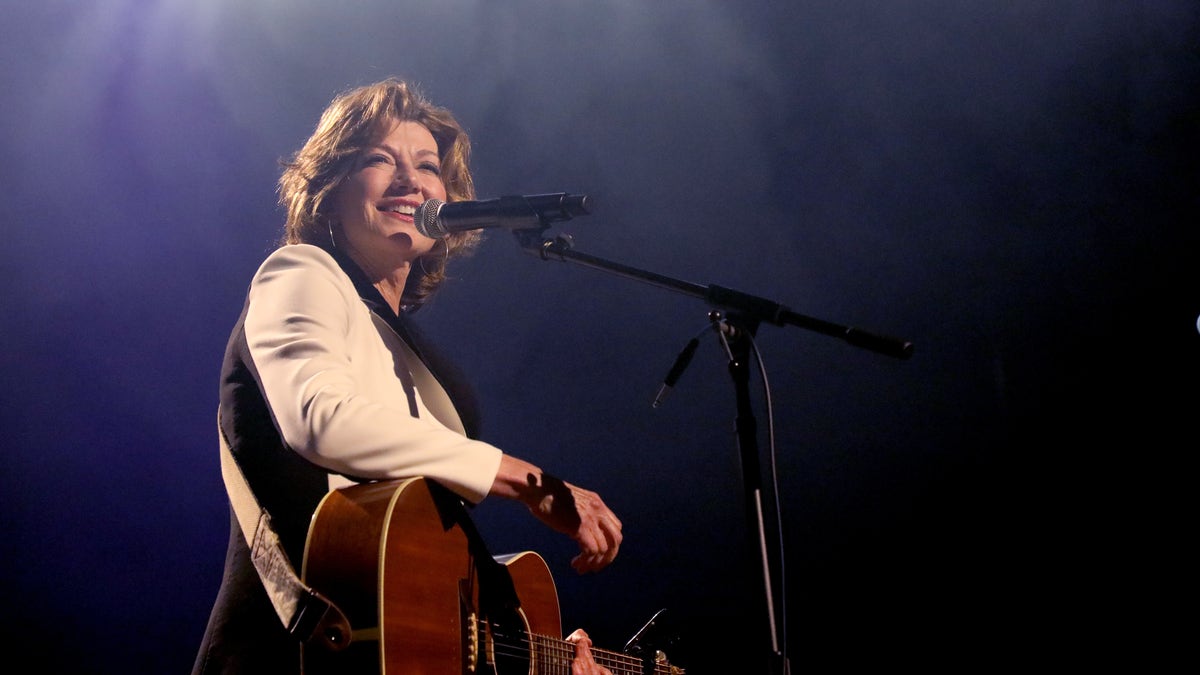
[513,226,565,254]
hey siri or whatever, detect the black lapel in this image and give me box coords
[323,246,482,438]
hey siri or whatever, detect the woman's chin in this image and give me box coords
[388,230,436,256]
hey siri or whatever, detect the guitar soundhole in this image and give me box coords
[485,608,535,675]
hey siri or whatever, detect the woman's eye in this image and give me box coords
[419,162,442,176]
[365,154,391,165]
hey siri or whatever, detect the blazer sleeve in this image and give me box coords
[242,245,503,504]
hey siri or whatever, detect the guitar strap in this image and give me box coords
[217,412,353,652]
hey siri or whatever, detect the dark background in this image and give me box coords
[1,2,1196,673]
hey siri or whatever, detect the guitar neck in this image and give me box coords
[530,633,681,675]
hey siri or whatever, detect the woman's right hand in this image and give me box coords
[527,474,623,574]
[491,455,623,573]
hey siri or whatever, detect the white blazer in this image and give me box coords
[244,244,502,503]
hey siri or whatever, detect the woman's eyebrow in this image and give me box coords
[373,142,439,160]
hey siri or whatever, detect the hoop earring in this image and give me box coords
[417,240,450,277]
[327,219,337,249]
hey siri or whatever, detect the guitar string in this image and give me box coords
[506,629,682,674]
[489,635,651,671]
[489,633,677,674]
[513,634,644,670]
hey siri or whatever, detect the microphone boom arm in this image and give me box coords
[515,231,914,359]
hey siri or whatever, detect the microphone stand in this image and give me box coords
[513,228,913,674]
[514,231,914,360]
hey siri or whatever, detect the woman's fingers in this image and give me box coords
[566,629,613,675]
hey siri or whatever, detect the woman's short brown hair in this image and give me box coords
[277,78,480,307]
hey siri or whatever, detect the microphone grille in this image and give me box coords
[414,199,447,238]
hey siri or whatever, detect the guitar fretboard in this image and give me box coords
[529,632,681,675]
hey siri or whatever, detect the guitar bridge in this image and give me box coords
[460,581,479,672]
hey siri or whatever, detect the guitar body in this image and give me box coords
[300,477,561,674]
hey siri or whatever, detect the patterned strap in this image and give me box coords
[217,412,353,651]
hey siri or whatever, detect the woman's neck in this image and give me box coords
[338,238,412,316]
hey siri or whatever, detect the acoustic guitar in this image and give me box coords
[300,476,685,674]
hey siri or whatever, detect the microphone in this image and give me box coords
[414,193,592,239]
[652,337,700,409]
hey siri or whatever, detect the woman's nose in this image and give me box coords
[389,161,420,192]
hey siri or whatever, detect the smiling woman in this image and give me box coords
[326,120,448,313]
[276,79,481,309]
[191,78,624,675]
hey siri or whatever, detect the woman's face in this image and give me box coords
[330,119,447,267]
